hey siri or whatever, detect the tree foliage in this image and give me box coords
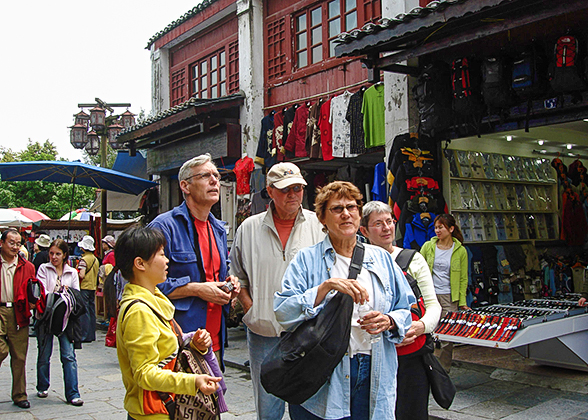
[0,140,96,219]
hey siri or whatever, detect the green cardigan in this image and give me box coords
[420,237,469,307]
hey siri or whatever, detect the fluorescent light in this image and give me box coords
[506,135,513,141]
[567,144,573,150]
[538,140,544,146]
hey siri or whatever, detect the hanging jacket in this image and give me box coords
[403,213,436,250]
[0,254,36,328]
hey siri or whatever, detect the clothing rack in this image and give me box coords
[263,79,370,111]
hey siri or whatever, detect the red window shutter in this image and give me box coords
[267,18,286,80]
[171,68,186,107]
[228,40,240,94]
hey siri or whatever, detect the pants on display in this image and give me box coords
[246,329,286,420]
[79,289,96,342]
[36,327,81,402]
[435,294,458,372]
[395,353,430,420]
[289,354,371,420]
[0,306,29,403]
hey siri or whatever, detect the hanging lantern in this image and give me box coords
[73,110,90,128]
[107,122,124,149]
[86,131,100,155]
[90,106,106,131]
[69,124,88,149]
[121,110,136,128]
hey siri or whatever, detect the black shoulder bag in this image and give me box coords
[260,242,365,405]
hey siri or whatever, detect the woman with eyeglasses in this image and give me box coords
[420,213,469,373]
[35,239,83,406]
[275,181,415,420]
[359,201,441,420]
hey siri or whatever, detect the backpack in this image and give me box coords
[38,292,69,337]
[451,57,484,116]
[481,56,513,114]
[413,61,453,138]
[549,35,587,93]
[511,44,547,100]
[394,249,433,357]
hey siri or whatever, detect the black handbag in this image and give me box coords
[260,242,365,405]
[423,352,456,409]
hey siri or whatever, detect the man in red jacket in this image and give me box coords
[0,228,36,409]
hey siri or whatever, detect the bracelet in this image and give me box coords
[385,314,396,331]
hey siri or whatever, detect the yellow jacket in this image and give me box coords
[117,283,197,420]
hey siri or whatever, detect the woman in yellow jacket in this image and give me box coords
[115,226,222,420]
[420,214,469,372]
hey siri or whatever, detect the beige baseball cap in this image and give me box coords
[266,162,307,189]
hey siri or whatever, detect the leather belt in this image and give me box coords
[0,302,13,307]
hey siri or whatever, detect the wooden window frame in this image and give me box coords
[191,49,229,100]
[171,68,187,107]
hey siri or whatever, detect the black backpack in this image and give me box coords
[548,34,587,93]
[481,56,513,115]
[413,61,452,138]
[451,57,484,116]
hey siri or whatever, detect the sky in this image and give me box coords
[0,1,203,161]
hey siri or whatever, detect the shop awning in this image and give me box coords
[334,0,588,78]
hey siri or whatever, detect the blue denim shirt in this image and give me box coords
[274,236,415,419]
[149,202,229,361]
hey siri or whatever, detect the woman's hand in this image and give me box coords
[459,305,471,311]
[358,311,394,334]
[396,320,425,346]
[191,329,212,352]
[324,278,369,304]
[579,297,587,307]
[195,375,222,395]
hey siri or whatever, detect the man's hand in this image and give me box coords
[194,282,232,305]
[227,275,241,300]
[238,287,253,314]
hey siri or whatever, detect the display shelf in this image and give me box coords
[450,177,555,185]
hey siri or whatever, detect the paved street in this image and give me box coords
[3,326,588,419]
[0,329,257,420]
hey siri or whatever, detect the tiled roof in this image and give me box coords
[146,0,220,49]
[117,93,245,137]
[334,0,507,57]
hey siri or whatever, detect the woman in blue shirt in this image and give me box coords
[274,181,414,420]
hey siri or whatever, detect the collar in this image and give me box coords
[1,255,18,268]
[263,203,306,229]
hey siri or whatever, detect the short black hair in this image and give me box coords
[115,226,166,281]
[1,228,20,242]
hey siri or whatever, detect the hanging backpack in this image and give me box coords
[394,249,433,357]
[548,34,587,93]
[511,44,547,100]
[413,61,453,138]
[451,57,484,137]
[481,56,513,115]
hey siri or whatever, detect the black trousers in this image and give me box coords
[395,353,430,420]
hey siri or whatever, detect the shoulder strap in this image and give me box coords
[121,299,168,327]
[348,242,365,280]
[395,249,418,272]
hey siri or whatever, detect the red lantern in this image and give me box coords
[107,122,124,149]
[86,131,100,155]
[121,110,136,128]
[90,107,106,131]
[70,124,88,149]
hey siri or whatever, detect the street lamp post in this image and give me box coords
[69,98,135,256]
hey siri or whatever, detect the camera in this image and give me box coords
[219,280,234,293]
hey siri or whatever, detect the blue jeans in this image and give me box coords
[247,329,286,420]
[289,354,371,420]
[36,328,80,401]
[80,289,96,342]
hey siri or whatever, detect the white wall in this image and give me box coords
[237,0,265,159]
[150,46,170,115]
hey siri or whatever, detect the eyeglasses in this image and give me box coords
[328,204,359,215]
[3,240,20,248]
[184,171,221,182]
[273,185,304,194]
[369,219,396,229]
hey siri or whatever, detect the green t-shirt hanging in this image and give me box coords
[361,84,385,148]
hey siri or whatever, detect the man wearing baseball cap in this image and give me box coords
[229,162,325,420]
[77,235,98,343]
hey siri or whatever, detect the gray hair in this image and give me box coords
[360,201,393,227]
[178,153,216,183]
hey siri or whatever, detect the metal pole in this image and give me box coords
[100,134,107,259]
